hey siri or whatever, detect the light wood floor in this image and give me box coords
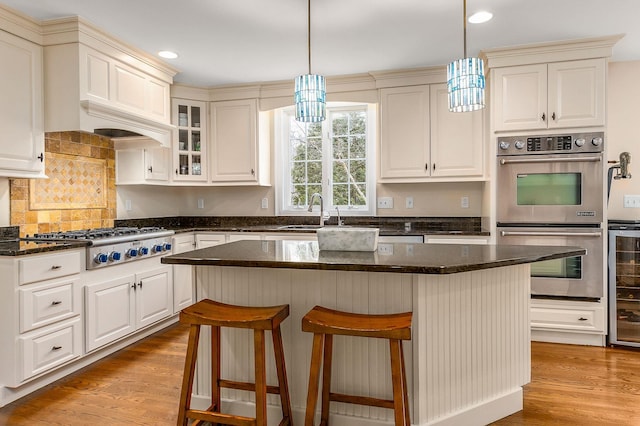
[1,323,639,425]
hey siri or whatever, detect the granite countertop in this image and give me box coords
[0,239,88,256]
[161,240,585,275]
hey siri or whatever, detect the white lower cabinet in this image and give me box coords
[195,232,227,248]
[85,264,172,352]
[172,233,196,314]
[0,249,83,387]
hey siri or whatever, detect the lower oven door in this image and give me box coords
[497,226,604,299]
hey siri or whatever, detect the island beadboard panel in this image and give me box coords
[9,131,116,236]
[191,264,531,425]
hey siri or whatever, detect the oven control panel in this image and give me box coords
[497,132,604,155]
[86,236,173,270]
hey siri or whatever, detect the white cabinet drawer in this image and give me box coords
[531,304,605,333]
[19,250,82,285]
[18,317,82,384]
[19,277,81,333]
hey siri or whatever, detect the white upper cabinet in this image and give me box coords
[172,99,207,182]
[0,29,45,178]
[209,99,270,185]
[429,84,483,177]
[492,58,605,132]
[379,84,484,181]
[115,146,170,184]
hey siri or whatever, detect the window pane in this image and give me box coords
[350,111,366,134]
[351,136,366,158]
[307,185,322,203]
[333,160,348,183]
[350,160,366,182]
[291,187,306,206]
[308,122,322,138]
[307,161,322,184]
[291,139,306,161]
[291,162,306,184]
[333,184,348,206]
[333,137,348,159]
[350,184,367,206]
[332,113,348,136]
[308,137,322,161]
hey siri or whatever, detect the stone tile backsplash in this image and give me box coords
[10,131,116,236]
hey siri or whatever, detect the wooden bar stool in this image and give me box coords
[177,299,293,426]
[302,305,412,426]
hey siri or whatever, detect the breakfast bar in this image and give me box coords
[162,240,585,426]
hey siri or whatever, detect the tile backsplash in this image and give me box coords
[10,131,116,236]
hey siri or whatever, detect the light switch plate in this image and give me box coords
[624,195,640,208]
[377,197,394,209]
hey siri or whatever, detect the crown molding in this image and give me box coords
[481,34,624,69]
[0,4,42,44]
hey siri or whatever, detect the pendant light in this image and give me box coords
[295,0,326,122]
[447,0,485,112]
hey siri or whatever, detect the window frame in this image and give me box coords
[275,102,377,217]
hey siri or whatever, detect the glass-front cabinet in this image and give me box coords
[609,226,640,347]
[172,99,207,182]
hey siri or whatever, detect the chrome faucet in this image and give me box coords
[308,193,327,226]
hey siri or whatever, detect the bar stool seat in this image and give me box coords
[177,299,293,426]
[302,305,412,426]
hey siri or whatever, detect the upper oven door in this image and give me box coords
[496,152,604,224]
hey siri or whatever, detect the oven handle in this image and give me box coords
[499,156,602,165]
[500,230,602,237]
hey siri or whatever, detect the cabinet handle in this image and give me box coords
[578,317,588,321]
[425,163,429,171]
[37,153,44,162]
[148,166,153,173]
[541,113,546,121]
[552,112,556,121]
[52,345,62,351]
[251,168,255,176]
[132,283,137,291]
[175,169,178,175]
[50,265,62,270]
[51,300,62,306]
[433,163,436,171]
[138,281,142,289]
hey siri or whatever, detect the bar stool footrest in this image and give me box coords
[330,392,395,409]
[187,408,257,425]
[220,378,283,395]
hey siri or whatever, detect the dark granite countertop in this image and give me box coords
[161,240,584,275]
[0,239,88,256]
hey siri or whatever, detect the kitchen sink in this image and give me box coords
[276,225,324,230]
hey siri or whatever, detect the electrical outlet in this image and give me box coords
[261,198,268,209]
[406,197,414,209]
[378,244,394,255]
[125,200,132,211]
[197,198,205,209]
[624,195,640,208]
[461,196,469,209]
[377,197,394,209]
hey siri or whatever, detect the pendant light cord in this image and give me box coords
[307,0,311,74]
[463,0,467,59]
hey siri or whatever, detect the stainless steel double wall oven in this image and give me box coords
[496,132,605,299]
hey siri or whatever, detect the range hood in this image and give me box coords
[42,17,178,148]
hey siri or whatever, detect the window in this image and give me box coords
[276,103,376,216]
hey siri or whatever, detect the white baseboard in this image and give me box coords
[532,329,606,346]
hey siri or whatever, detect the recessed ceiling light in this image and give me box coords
[468,11,493,24]
[158,50,178,59]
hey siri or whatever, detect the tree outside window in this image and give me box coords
[278,104,375,216]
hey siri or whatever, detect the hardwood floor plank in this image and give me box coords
[1,323,640,425]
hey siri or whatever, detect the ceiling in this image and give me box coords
[1,0,638,87]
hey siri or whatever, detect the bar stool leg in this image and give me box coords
[254,329,268,426]
[211,325,221,413]
[390,339,410,426]
[399,341,410,425]
[320,334,333,426]
[177,324,201,426]
[272,325,293,423]
[305,333,325,426]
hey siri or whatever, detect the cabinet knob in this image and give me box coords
[37,153,44,162]
[425,163,429,171]
[433,163,436,171]
[552,112,556,121]
[132,283,137,291]
[541,113,546,121]
[251,168,255,176]
[148,166,153,173]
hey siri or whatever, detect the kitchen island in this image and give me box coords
[162,240,584,426]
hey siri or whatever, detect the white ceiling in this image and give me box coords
[1,0,638,87]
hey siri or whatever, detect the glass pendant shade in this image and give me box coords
[447,57,485,112]
[295,73,326,122]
